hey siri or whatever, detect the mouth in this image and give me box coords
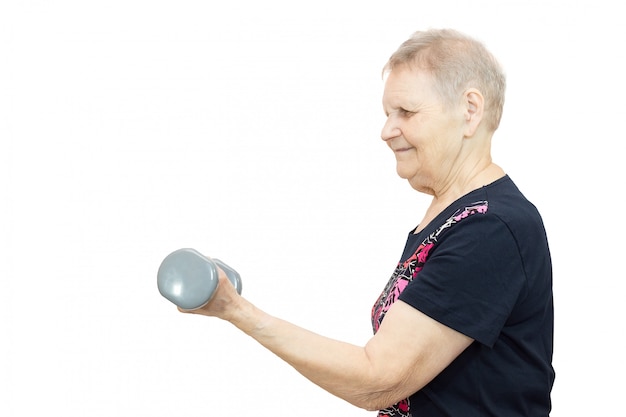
[393,146,413,153]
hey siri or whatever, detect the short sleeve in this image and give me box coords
[398,214,526,347]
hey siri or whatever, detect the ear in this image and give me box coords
[462,88,484,137]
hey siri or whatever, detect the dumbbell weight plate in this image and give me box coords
[157,248,242,310]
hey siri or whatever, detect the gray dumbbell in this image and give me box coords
[157,248,242,310]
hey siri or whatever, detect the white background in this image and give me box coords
[1,0,624,415]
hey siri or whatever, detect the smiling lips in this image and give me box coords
[393,146,414,153]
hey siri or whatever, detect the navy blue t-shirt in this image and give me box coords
[371,176,554,417]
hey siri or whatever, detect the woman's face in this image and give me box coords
[381,65,466,195]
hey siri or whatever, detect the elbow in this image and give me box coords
[362,401,388,413]
[364,397,401,413]
[347,389,404,412]
[347,373,428,412]
[346,397,382,412]
[355,398,397,413]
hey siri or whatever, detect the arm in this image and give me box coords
[181,272,473,411]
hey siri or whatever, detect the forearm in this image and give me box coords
[227,297,392,410]
[183,276,458,409]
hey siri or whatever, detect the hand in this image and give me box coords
[178,266,241,320]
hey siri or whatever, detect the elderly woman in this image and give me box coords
[180,29,554,417]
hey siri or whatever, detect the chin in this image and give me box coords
[396,166,416,181]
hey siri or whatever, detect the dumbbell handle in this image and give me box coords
[157,248,242,310]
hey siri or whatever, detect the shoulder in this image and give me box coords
[416,176,550,274]
[439,176,547,244]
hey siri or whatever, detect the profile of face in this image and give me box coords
[381,66,469,194]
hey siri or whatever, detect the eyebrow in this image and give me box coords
[383,99,422,117]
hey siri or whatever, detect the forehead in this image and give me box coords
[382,65,440,108]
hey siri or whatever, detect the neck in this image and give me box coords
[414,162,505,234]
[438,160,505,199]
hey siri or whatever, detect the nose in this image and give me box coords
[381,115,401,142]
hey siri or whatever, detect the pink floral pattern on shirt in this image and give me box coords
[371,201,488,416]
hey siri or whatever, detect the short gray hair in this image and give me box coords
[384,29,506,131]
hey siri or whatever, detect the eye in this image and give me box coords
[398,108,416,117]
